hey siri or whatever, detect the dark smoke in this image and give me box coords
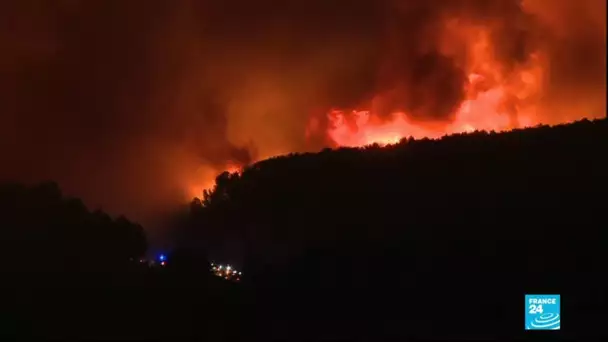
[0,0,604,226]
[374,52,467,121]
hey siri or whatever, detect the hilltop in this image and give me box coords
[2,119,606,340]
[186,118,607,264]
[178,118,607,339]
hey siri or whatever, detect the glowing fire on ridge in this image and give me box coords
[193,51,544,197]
[324,72,536,147]
[186,162,243,200]
[187,18,604,200]
[323,21,546,147]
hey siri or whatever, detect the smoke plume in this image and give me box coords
[0,0,604,226]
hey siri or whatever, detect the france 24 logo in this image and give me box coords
[525,294,560,330]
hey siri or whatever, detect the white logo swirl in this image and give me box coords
[530,313,560,330]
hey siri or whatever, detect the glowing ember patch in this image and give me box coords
[224,164,242,175]
[462,124,475,132]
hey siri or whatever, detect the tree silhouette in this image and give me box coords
[178,118,607,339]
[0,181,147,274]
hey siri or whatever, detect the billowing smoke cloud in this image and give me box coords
[0,0,604,227]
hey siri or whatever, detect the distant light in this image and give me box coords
[218,265,223,269]
[226,266,232,271]
[238,272,242,275]
[160,261,166,266]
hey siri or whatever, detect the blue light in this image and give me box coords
[159,254,166,261]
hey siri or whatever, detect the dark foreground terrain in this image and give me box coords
[2,119,607,340]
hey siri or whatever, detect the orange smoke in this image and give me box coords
[186,162,243,200]
[189,3,605,201]
[320,21,552,147]
[324,67,538,147]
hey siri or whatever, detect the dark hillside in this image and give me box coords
[1,119,605,340]
[0,183,241,340]
[182,119,607,340]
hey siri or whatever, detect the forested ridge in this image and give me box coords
[2,118,606,340]
[179,118,607,339]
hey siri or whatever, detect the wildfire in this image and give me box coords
[322,21,547,148]
[187,14,604,199]
[324,79,536,147]
[186,162,243,200]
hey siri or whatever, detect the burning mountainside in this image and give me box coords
[307,16,554,147]
[201,1,605,196]
[196,0,605,198]
[1,0,604,222]
[317,63,541,147]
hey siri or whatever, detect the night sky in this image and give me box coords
[1,0,605,228]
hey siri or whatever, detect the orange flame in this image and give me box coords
[325,69,539,147]
[185,162,243,200]
[324,22,548,147]
[188,18,602,199]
